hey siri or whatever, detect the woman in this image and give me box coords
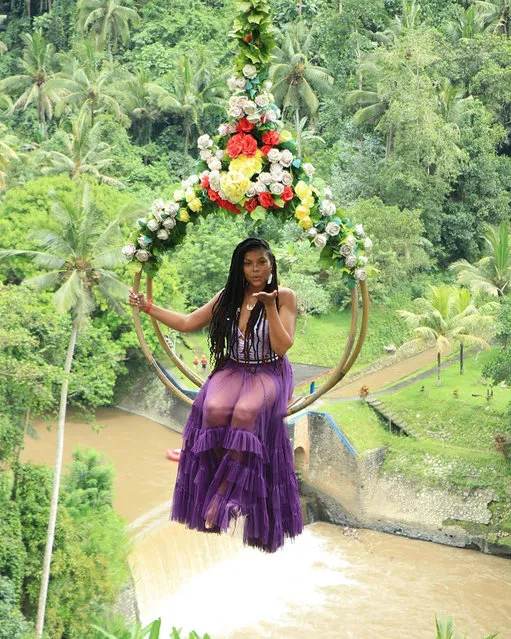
[128,237,303,552]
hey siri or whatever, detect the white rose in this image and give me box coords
[280,149,293,167]
[245,183,257,198]
[209,169,220,182]
[255,94,269,108]
[229,106,244,119]
[188,174,199,184]
[147,219,159,232]
[323,187,333,200]
[227,76,237,91]
[218,124,229,136]
[209,179,221,192]
[320,200,336,217]
[339,243,352,257]
[303,162,316,178]
[235,77,246,90]
[281,171,293,186]
[138,235,151,247]
[325,222,341,236]
[355,268,367,281]
[255,181,267,194]
[200,149,213,161]
[173,189,184,201]
[345,255,357,269]
[229,95,239,108]
[163,217,176,230]
[267,148,282,163]
[165,201,179,216]
[263,80,273,91]
[135,250,150,262]
[243,100,257,115]
[157,229,169,240]
[270,163,283,178]
[122,243,136,258]
[262,110,277,123]
[270,182,284,195]
[242,64,257,79]
[215,149,224,160]
[259,172,272,185]
[306,227,318,238]
[228,121,238,133]
[199,170,210,180]
[208,157,222,171]
[354,223,365,236]
[364,237,373,250]
[313,233,328,249]
[247,113,261,124]
[346,234,357,246]
[197,134,212,150]
[358,255,368,265]
[151,198,165,213]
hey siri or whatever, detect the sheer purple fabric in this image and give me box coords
[170,336,303,552]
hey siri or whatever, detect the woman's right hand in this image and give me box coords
[128,288,147,309]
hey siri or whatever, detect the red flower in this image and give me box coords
[226,133,245,158]
[282,186,294,202]
[236,117,255,134]
[244,197,258,212]
[218,197,241,214]
[258,191,275,210]
[243,34,253,43]
[201,175,210,189]
[262,130,280,146]
[241,134,258,157]
[261,145,272,156]
[207,188,219,202]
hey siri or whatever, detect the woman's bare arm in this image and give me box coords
[262,287,297,357]
[143,290,223,333]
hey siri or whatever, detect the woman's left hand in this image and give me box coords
[252,290,277,307]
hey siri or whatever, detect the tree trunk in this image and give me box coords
[295,107,301,158]
[38,86,47,140]
[436,351,441,386]
[339,0,343,14]
[298,0,302,16]
[184,120,190,156]
[460,342,464,374]
[35,321,79,638]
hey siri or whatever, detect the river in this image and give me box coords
[21,407,511,639]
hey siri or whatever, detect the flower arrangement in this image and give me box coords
[123,0,371,286]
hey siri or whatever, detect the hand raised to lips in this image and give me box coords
[251,290,277,306]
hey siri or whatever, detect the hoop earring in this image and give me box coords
[267,273,273,285]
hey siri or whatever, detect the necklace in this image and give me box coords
[246,302,255,311]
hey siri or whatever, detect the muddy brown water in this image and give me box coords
[21,407,511,639]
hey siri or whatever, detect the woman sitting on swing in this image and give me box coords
[128,237,303,552]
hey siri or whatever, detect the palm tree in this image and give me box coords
[0,181,128,638]
[450,287,499,374]
[114,68,162,144]
[0,124,20,191]
[77,0,141,61]
[372,0,423,45]
[449,221,511,298]
[477,0,511,37]
[0,30,65,139]
[445,4,487,42]
[270,22,333,157]
[148,54,226,156]
[54,48,129,127]
[38,106,125,187]
[397,285,497,385]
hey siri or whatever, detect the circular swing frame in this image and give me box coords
[132,270,370,416]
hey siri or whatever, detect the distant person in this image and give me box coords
[193,356,199,371]
[200,354,208,373]
[128,237,302,552]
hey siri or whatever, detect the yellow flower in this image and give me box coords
[302,195,315,208]
[188,198,202,212]
[178,208,190,222]
[185,187,195,203]
[298,216,313,229]
[280,129,293,142]
[295,180,311,200]
[295,204,310,219]
[229,153,263,178]
[220,170,251,203]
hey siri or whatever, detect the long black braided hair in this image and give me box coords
[208,237,279,372]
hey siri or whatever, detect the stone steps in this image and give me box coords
[365,398,424,439]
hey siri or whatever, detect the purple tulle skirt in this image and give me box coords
[170,355,303,552]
